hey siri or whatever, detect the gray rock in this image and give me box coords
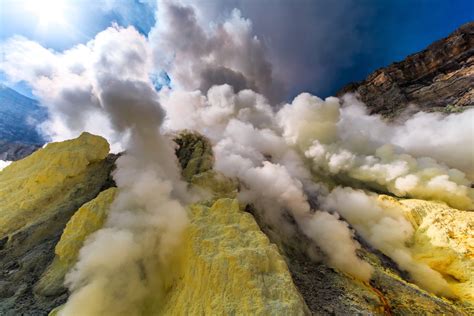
[338,22,474,118]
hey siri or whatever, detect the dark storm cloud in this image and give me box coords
[182,0,370,98]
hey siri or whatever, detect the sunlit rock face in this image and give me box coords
[0,132,109,237]
[35,188,117,297]
[338,22,474,117]
[0,133,116,315]
[374,195,474,305]
[160,198,309,315]
[399,198,474,305]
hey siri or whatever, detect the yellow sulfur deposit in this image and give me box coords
[401,199,474,304]
[159,198,309,315]
[0,132,110,238]
[36,188,117,296]
[380,196,474,304]
[55,187,117,264]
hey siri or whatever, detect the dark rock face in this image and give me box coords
[0,140,41,161]
[0,155,117,316]
[338,22,474,117]
[174,131,214,181]
[0,84,47,161]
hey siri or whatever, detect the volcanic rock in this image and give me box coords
[338,22,474,117]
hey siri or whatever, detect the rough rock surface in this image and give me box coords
[2,131,473,315]
[160,198,309,315]
[248,204,468,315]
[398,198,474,308]
[35,188,117,298]
[0,133,116,315]
[174,131,214,181]
[338,22,474,117]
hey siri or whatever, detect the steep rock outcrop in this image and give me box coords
[398,198,474,307]
[35,188,117,298]
[338,22,474,117]
[0,133,116,315]
[160,198,309,315]
[0,132,109,237]
[174,131,214,181]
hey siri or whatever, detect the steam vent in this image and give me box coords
[0,2,473,315]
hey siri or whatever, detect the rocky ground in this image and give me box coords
[2,132,472,315]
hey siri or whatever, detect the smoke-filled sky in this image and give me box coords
[1,0,473,98]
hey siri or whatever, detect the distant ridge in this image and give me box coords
[0,84,47,160]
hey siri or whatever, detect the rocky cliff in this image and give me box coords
[338,22,474,117]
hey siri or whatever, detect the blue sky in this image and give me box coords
[1,0,473,99]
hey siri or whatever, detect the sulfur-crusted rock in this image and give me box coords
[55,188,117,265]
[398,198,474,307]
[0,132,110,238]
[0,133,115,315]
[160,198,309,315]
[190,170,239,200]
[249,201,467,315]
[35,188,117,297]
[174,131,214,181]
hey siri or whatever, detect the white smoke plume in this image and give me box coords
[339,94,474,179]
[161,83,473,294]
[150,0,284,103]
[0,25,190,315]
[63,153,189,315]
[324,187,454,297]
[161,85,374,281]
[278,93,474,210]
[58,26,190,315]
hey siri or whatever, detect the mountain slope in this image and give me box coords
[338,22,474,117]
[0,84,46,144]
[0,84,47,160]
